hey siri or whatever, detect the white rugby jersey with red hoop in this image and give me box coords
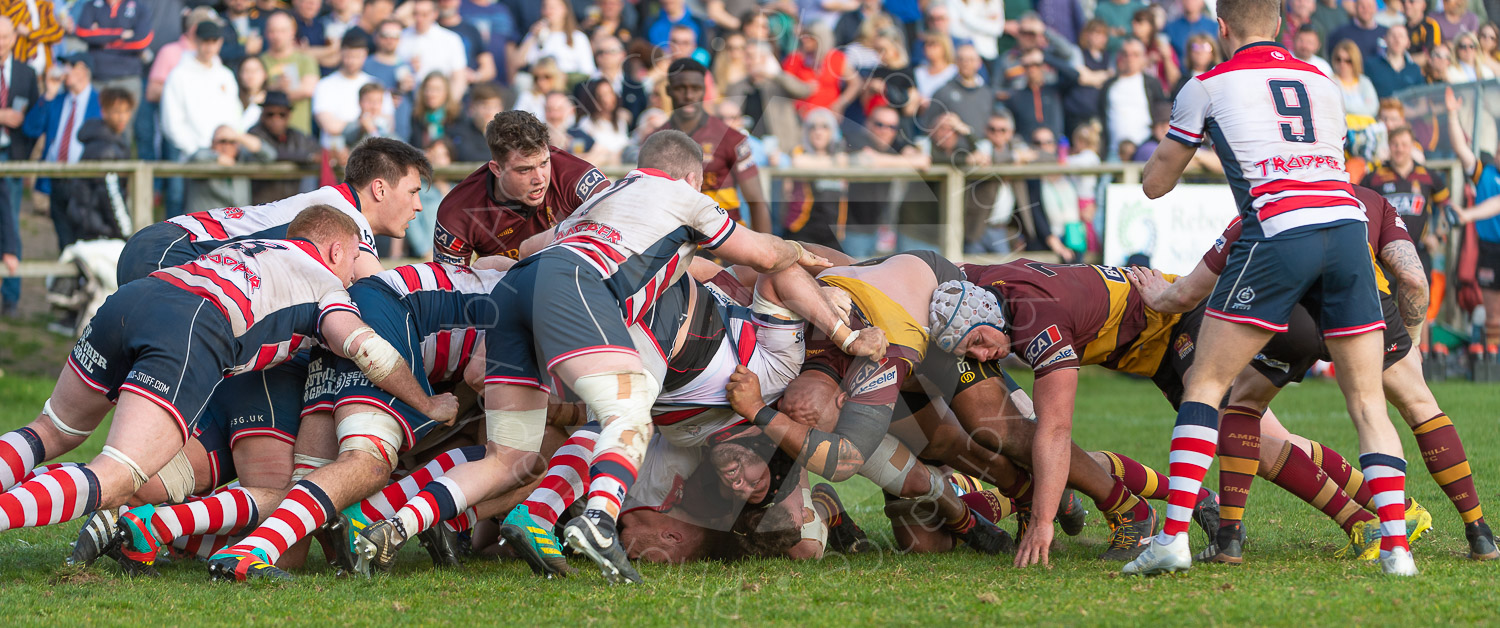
[545,168,737,325]
[1166,42,1365,237]
[150,239,358,375]
[165,184,379,256]
[369,262,505,383]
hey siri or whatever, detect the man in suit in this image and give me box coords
[23,52,100,250]
[0,15,37,316]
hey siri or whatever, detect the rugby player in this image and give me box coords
[653,59,772,233]
[1130,185,1497,562]
[431,111,610,265]
[206,261,504,581]
[357,130,881,584]
[1126,0,1414,576]
[0,208,454,563]
[1444,90,1500,354]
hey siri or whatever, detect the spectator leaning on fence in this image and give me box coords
[248,90,317,205]
[185,124,275,216]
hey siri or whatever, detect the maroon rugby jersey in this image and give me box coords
[654,115,758,223]
[431,147,608,264]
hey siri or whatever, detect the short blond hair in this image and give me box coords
[287,205,360,246]
[1216,0,1281,40]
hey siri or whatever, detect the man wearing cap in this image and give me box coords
[248,91,319,204]
[161,19,243,190]
[22,53,99,249]
[312,30,393,150]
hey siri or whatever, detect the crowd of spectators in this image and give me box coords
[0,0,1497,307]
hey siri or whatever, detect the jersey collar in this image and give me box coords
[632,168,678,180]
[1232,40,1286,57]
[335,182,360,211]
[484,168,538,218]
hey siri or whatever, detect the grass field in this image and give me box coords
[0,369,1496,625]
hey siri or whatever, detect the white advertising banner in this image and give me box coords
[1103,184,1240,275]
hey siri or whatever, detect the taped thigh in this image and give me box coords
[156,448,196,503]
[336,411,404,469]
[292,453,334,483]
[485,408,548,452]
[43,398,95,438]
[857,434,918,495]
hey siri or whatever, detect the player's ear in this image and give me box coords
[1217,17,1229,42]
[370,177,388,203]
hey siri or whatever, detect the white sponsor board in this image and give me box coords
[1103,184,1240,275]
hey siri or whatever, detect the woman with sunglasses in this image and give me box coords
[1475,23,1500,76]
[1170,33,1219,98]
[1424,41,1454,83]
[1447,32,1495,82]
[1331,40,1379,117]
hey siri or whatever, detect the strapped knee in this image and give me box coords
[100,445,149,491]
[572,370,659,428]
[291,453,334,483]
[485,408,548,452]
[343,326,403,383]
[157,449,195,503]
[336,411,404,470]
[857,435,919,495]
[43,398,93,438]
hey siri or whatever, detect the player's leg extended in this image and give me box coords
[0,367,112,493]
[1384,349,1496,558]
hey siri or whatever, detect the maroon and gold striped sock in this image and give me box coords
[1413,413,1485,524]
[960,488,1016,523]
[1099,451,1169,500]
[1264,441,1374,533]
[1308,440,1375,510]
[1216,406,1263,526]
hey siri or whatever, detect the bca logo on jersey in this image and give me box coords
[576,168,608,200]
[1025,325,1063,363]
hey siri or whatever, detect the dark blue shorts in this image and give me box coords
[192,357,306,488]
[115,222,202,285]
[67,278,235,441]
[1205,220,1385,338]
[301,282,439,450]
[484,251,637,393]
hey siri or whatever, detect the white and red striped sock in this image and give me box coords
[228,480,333,563]
[175,532,242,559]
[152,486,260,543]
[443,507,479,533]
[18,461,83,484]
[1159,401,1218,542]
[522,426,599,529]
[0,428,46,492]
[392,476,467,537]
[357,446,484,522]
[1360,453,1410,552]
[0,465,100,530]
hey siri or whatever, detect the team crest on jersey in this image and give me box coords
[1036,345,1076,369]
[576,168,608,199]
[1098,266,1126,283]
[222,207,246,220]
[1213,235,1226,252]
[1025,325,1063,363]
[1271,50,1286,60]
[1175,332,1194,359]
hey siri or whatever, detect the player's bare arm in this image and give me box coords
[726,367,876,481]
[1017,367,1079,569]
[1380,239,1430,331]
[1126,261,1214,313]
[1142,139,1196,199]
[736,165,773,234]
[320,310,459,425]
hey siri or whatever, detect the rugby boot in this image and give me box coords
[1404,498,1433,543]
[956,512,1015,555]
[418,525,464,569]
[1336,519,1383,561]
[113,504,163,577]
[1379,546,1418,576]
[1100,504,1157,561]
[208,548,293,582]
[1057,490,1088,537]
[499,504,573,577]
[1192,490,1220,542]
[814,483,872,554]
[355,518,410,573]
[1466,520,1499,560]
[1122,532,1192,576]
[67,508,121,567]
[324,510,371,576]
[563,512,642,584]
[1194,522,1246,564]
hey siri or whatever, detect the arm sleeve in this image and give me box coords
[1379,198,1414,248]
[1431,171,1451,206]
[1166,78,1210,147]
[431,211,474,265]
[315,289,361,339]
[691,199,737,249]
[1019,323,1081,376]
[1201,217,1241,274]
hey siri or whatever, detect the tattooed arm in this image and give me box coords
[1380,239,1431,332]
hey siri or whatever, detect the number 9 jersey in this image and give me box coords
[1166,42,1364,239]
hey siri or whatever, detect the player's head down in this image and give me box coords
[638,130,707,191]
[485,110,554,208]
[1216,0,1281,44]
[929,280,1011,361]
[288,204,363,286]
[345,137,433,236]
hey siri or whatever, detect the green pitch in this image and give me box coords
[0,370,1496,625]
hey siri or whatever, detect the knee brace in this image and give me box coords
[99,445,149,491]
[336,411,404,470]
[753,287,801,320]
[574,371,660,464]
[291,453,334,483]
[857,435,919,495]
[343,326,403,383]
[485,408,548,452]
[43,398,94,438]
[156,449,195,503]
[799,485,829,549]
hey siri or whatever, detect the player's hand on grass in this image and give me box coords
[726,365,766,419]
[1124,266,1173,311]
[426,392,460,426]
[1014,517,1053,568]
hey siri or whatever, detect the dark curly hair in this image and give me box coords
[484,110,550,164]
